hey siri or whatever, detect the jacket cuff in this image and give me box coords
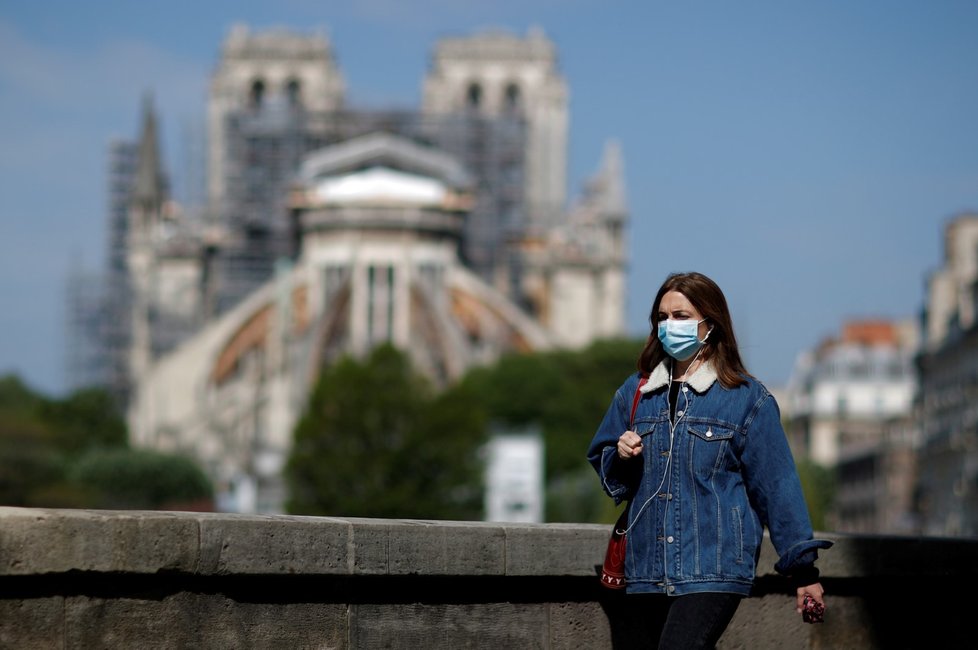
[599,446,629,504]
[774,538,834,575]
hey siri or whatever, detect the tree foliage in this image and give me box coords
[285,344,486,519]
[796,458,837,531]
[0,373,213,510]
[38,387,128,453]
[285,339,645,523]
[460,337,645,522]
[69,447,213,510]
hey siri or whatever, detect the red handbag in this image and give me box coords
[600,376,647,590]
[600,508,630,588]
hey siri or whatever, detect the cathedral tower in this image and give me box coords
[207,24,345,209]
[421,27,569,228]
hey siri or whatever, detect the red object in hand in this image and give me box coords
[802,595,825,624]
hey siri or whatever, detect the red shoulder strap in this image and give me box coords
[630,376,648,425]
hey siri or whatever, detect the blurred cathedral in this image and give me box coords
[68,25,629,512]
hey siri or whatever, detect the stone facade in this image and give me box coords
[784,319,919,533]
[121,26,629,513]
[785,213,978,536]
[915,213,978,536]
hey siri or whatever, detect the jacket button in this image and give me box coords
[705,430,713,437]
[668,585,676,593]
[666,536,674,543]
[676,410,684,417]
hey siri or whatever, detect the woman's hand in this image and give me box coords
[617,430,643,459]
[796,582,825,620]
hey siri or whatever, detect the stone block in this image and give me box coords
[549,601,610,649]
[504,523,605,576]
[344,517,391,575]
[196,597,349,648]
[65,593,201,648]
[196,512,351,575]
[351,602,548,648]
[0,597,63,650]
[65,592,350,648]
[0,507,198,575]
[386,520,506,576]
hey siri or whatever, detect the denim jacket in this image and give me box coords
[587,360,833,596]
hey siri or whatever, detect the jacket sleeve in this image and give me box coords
[586,376,638,505]
[739,390,833,575]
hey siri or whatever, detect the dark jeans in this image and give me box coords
[611,592,743,649]
[658,592,743,649]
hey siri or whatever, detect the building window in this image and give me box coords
[249,79,266,109]
[887,359,906,379]
[367,265,395,346]
[466,83,482,111]
[504,83,521,114]
[850,360,870,379]
[323,265,349,307]
[286,78,302,107]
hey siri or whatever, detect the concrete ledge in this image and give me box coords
[2,507,976,649]
[10,506,976,580]
[0,508,613,578]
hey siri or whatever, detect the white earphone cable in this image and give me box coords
[616,348,701,535]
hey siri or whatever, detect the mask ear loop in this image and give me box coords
[700,319,714,344]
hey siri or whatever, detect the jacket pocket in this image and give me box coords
[635,421,657,438]
[687,424,735,477]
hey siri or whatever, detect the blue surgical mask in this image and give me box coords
[658,319,709,361]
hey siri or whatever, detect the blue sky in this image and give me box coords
[2,0,977,396]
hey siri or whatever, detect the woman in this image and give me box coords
[587,271,831,649]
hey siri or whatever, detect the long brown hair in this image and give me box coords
[638,271,749,388]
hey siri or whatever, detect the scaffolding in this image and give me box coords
[213,104,528,316]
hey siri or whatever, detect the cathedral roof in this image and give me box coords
[298,131,471,190]
[313,167,448,206]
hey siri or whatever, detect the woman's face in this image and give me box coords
[657,291,710,341]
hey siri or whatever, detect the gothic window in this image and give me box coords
[466,82,482,111]
[417,263,444,306]
[249,79,266,109]
[504,83,522,114]
[286,78,302,107]
[367,265,395,346]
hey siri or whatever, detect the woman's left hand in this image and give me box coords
[796,582,825,614]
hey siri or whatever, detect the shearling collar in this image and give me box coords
[640,359,718,394]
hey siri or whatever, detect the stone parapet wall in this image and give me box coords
[0,507,973,648]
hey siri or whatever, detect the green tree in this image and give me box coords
[69,447,213,510]
[39,387,127,454]
[0,374,44,413]
[0,412,66,506]
[0,375,69,505]
[286,344,486,519]
[0,373,214,510]
[796,458,836,531]
[459,337,644,523]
